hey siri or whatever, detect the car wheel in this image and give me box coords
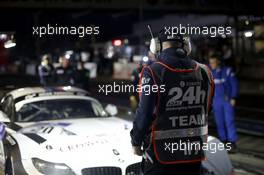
[5,157,14,175]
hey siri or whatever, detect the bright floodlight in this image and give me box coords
[113,39,122,46]
[66,50,74,55]
[244,31,253,38]
[65,54,71,59]
[62,86,72,90]
[4,40,16,48]
[0,34,7,40]
[143,56,149,62]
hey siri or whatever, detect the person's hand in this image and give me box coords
[132,146,143,156]
[230,99,236,106]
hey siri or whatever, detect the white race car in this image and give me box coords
[0,86,234,175]
[0,87,142,175]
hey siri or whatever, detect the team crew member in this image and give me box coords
[209,55,238,151]
[76,61,90,91]
[38,55,54,86]
[130,27,215,175]
[130,52,156,112]
[55,56,76,86]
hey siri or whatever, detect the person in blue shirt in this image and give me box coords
[208,54,238,151]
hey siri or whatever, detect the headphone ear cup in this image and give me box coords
[150,38,157,54]
[150,38,161,54]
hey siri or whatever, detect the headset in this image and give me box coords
[148,25,162,54]
[147,25,192,56]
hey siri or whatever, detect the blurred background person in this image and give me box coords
[55,56,76,86]
[75,61,90,91]
[209,54,238,152]
[222,45,235,68]
[38,54,54,86]
[130,51,156,112]
[130,62,143,112]
[94,47,105,76]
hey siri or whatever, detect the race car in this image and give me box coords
[0,87,142,175]
[0,86,234,175]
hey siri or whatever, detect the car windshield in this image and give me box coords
[16,99,108,122]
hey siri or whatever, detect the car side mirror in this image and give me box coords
[104,104,118,116]
[0,111,10,122]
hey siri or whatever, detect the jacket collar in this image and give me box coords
[157,48,194,69]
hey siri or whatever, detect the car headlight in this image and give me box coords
[32,158,75,175]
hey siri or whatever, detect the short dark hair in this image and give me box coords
[209,53,221,61]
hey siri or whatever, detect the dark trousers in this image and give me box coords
[141,159,201,175]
